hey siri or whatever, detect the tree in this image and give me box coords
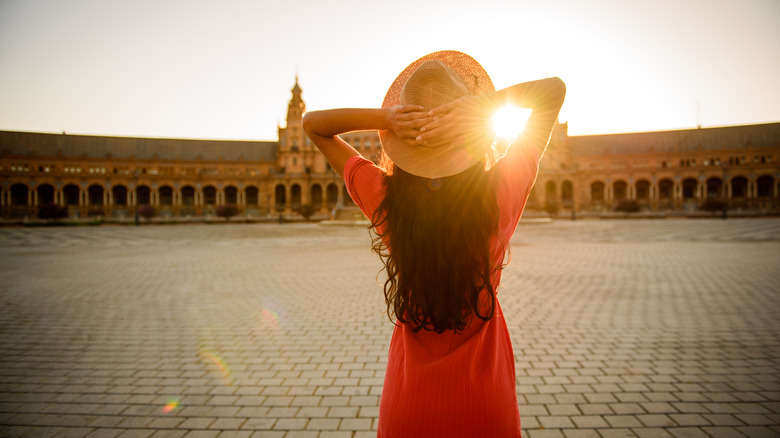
[216,205,239,221]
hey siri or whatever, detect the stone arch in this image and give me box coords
[613,180,627,200]
[37,183,55,205]
[136,185,151,205]
[275,184,286,211]
[544,180,557,203]
[112,185,128,206]
[181,185,196,206]
[658,179,674,200]
[88,184,104,206]
[245,186,259,206]
[756,175,774,198]
[682,178,698,200]
[63,184,80,206]
[326,183,338,207]
[311,184,323,207]
[706,177,723,199]
[291,184,302,208]
[159,185,174,206]
[590,181,605,202]
[203,185,217,205]
[181,185,195,207]
[635,179,651,200]
[224,185,238,205]
[561,180,573,203]
[730,176,748,198]
[10,183,29,206]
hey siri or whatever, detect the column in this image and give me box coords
[31,190,37,207]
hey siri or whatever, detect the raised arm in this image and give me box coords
[302,105,431,177]
[417,77,566,158]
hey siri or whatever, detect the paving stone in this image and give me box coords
[0,220,777,437]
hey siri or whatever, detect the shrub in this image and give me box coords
[216,204,239,221]
[137,204,156,221]
[615,199,641,213]
[37,204,69,220]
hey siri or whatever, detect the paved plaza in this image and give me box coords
[0,218,778,438]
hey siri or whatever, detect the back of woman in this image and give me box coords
[303,51,565,437]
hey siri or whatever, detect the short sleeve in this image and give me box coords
[343,155,386,221]
[494,141,540,240]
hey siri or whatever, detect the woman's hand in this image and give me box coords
[415,95,491,147]
[386,105,433,145]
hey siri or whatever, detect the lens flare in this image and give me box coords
[199,349,233,385]
[161,398,180,414]
[261,309,280,329]
[492,105,531,141]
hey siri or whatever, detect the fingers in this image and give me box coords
[429,101,454,116]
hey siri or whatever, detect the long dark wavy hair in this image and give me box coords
[369,153,507,333]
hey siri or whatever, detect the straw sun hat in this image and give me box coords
[380,50,496,179]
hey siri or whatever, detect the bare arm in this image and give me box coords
[302,105,431,177]
[417,77,566,158]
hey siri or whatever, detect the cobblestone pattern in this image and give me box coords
[0,219,778,438]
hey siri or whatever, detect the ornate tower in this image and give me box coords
[277,76,310,175]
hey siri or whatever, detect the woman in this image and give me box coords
[303,51,565,437]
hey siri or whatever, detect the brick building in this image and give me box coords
[1,80,778,221]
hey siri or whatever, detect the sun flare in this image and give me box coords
[492,105,531,140]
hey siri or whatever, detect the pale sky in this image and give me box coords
[1,0,778,141]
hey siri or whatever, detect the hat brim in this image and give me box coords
[380,51,496,179]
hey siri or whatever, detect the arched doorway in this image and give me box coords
[757,175,774,198]
[224,186,238,205]
[112,185,128,206]
[545,180,557,204]
[682,178,697,200]
[245,186,259,206]
[10,183,29,206]
[275,184,286,211]
[63,184,80,206]
[136,185,151,205]
[159,185,173,206]
[658,179,673,200]
[37,184,55,205]
[203,186,217,205]
[636,179,650,200]
[326,183,338,207]
[706,177,723,199]
[311,184,323,207]
[590,181,605,202]
[561,180,573,207]
[291,184,302,209]
[613,180,627,200]
[730,176,748,198]
[88,184,104,206]
[181,186,195,206]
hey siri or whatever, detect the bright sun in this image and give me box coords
[492,105,532,140]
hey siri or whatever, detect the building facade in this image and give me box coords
[1,80,778,221]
